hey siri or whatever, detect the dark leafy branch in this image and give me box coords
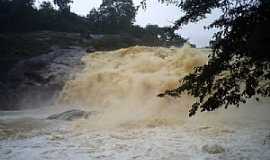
[157,0,270,116]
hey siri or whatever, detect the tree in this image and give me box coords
[100,0,136,27]
[0,0,37,32]
[38,1,57,30]
[40,1,54,10]
[87,8,101,32]
[53,0,73,12]
[87,0,137,33]
[142,24,186,46]
[156,0,270,116]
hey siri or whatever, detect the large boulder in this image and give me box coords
[47,109,95,121]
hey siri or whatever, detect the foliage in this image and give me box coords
[0,0,186,45]
[141,24,187,46]
[0,0,37,32]
[85,0,186,45]
[53,0,73,12]
[87,0,136,33]
[0,0,90,33]
[158,0,270,116]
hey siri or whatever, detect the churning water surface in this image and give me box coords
[0,45,269,160]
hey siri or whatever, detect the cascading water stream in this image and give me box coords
[58,44,208,127]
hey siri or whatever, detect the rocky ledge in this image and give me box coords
[0,47,88,110]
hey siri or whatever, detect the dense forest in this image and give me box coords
[0,0,186,40]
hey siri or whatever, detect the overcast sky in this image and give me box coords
[35,0,220,47]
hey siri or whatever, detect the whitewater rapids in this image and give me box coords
[58,45,208,127]
[0,45,270,160]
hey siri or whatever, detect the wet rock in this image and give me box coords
[198,126,211,131]
[86,47,96,53]
[3,47,87,109]
[47,109,94,121]
[88,34,105,40]
[202,144,225,154]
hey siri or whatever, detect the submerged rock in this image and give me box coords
[202,144,225,154]
[47,109,95,121]
[47,134,65,141]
